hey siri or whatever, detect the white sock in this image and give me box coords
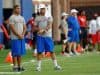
[37,60,41,68]
[53,60,58,67]
[13,65,17,68]
[34,49,37,54]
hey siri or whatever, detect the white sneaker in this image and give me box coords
[54,65,62,70]
[36,67,41,71]
[74,52,80,55]
[64,53,71,57]
[69,52,73,56]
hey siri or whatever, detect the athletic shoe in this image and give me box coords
[13,67,18,72]
[36,67,41,71]
[74,51,80,56]
[54,65,62,70]
[63,53,71,57]
[69,52,74,56]
[18,67,25,72]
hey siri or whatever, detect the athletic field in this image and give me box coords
[0,45,100,75]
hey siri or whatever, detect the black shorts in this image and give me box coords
[32,32,37,45]
[80,27,87,40]
[61,33,66,43]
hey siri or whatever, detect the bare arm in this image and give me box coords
[10,24,20,37]
[22,24,27,35]
[10,24,23,39]
[46,22,52,30]
[46,18,53,31]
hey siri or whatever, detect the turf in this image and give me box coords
[0,45,100,75]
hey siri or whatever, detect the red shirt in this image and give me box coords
[78,16,87,28]
[27,17,35,27]
[27,17,36,32]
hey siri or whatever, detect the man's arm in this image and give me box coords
[33,17,41,32]
[10,24,22,39]
[22,24,27,35]
[46,17,53,31]
[10,24,19,36]
[46,22,52,30]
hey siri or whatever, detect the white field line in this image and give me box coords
[0,59,51,68]
[0,72,21,75]
[0,54,99,68]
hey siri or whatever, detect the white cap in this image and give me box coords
[71,9,78,13]
[61,12,69,16]
[39,4,46,9]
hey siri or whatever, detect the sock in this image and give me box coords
[53,60,58,67]
[37,60,41,68]
[34,49,37,54]
[13,65,18,68]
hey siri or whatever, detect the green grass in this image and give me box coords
[0,45,100,75]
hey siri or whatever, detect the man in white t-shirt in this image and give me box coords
[89,14,98,50]
[96,15,100,51]
[9,5,26,72]
[34,4,61,71]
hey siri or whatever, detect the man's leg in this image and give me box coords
[97,32,100,52]
[98,43,100,51]
[61,34,66,54]
[73,42,77,52]
[83,29,88,50]
[11,40,18,71]
[50,52,61,70]
[68,42,73,55]
[73,42,80,55]
[62,43,66,53]
[51,52,58,67]
[17,56,21,68]
[37,53,42,69]
[12,57,17,66]
[12,57,17,71]
[36,36,44,71]
[44,37,61,70]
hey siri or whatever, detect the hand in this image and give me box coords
[38,29,45,34]
[18,34,24,39]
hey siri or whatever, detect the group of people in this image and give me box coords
[8,4,61,72]
[0,4,100,72]
[60,9,100,56]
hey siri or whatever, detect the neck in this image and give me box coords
[40,13,45,16]
[13,12,20,16]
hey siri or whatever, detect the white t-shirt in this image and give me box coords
[9,14,26,39]
[35,16,53,37]
[60,19,68,35]
[89,19,97,34]
[96,16,100,31]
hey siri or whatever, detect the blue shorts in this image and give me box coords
[0,32,4,44]
[11,39,26,57]
[68,30,80,43]
[36,36,54,53]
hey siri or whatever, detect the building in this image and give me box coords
[0,0,100,42]
[51,0,100,41]
[0,0,33,44]
[0,0,33,25]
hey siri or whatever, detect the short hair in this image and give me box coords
[13,5,20,10]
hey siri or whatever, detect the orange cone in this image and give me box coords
[0,44,3,50]
[45,52,51,58]
[76,45,82,53]
[5,52,13,63]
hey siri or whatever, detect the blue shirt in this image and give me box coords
[67,16,80,31]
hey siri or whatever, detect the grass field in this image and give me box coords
[0,45,100,75]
